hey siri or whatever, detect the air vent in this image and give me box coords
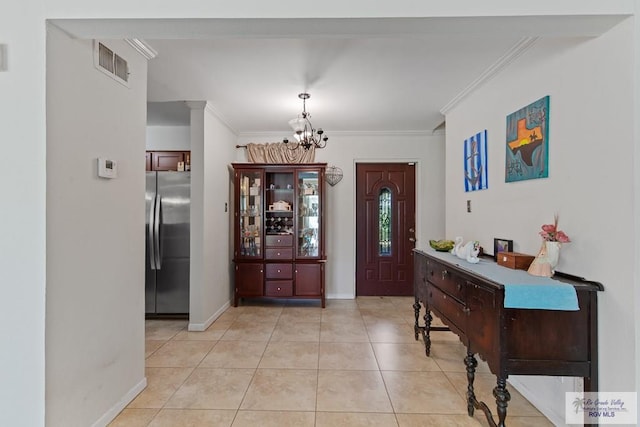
[94,41,129,87]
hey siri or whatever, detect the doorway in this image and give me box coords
[355,163,416,296]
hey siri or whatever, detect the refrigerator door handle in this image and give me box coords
[154,195,163,269]
[148,194,157,270]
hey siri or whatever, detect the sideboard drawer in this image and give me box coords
[428,282,467,333]
[265,263,293,279]
[265,280,293,296]
[265,248,293,260]
[427,259,465,302]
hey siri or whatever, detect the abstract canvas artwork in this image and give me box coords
[464,130,488,192]
[505,96,549,182]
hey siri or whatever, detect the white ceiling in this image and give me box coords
[55,16,626,135]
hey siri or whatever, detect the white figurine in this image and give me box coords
[450,236,464,257]
[451,236,480,263]
[466,241,480,264]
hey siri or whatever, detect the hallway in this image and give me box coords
[109,297,552,426]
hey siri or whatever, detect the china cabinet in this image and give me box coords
[232,163,326,307]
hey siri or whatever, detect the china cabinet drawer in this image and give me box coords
[266,235,293,247]
[265,248,293,260]
[265,281,293,296]
[265,263,293,279]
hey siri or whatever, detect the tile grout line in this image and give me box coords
[128,297,551,426]
[232,306,280,422]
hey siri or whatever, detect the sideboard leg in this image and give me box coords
[413,299,422,340]
[493,377,511,427]
[465,352,478,417]
[423,310,433,356]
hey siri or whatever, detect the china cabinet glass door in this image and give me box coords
[237,169,263,257]
[297,170,321,258]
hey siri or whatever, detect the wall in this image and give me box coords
[235,133,446,298]
[444,20,636,424]
[635,1,640,418]
[146,125,190,150]
[1,2,638,425]
[45,25,147,427]
[0,1,46,426]
[188,103,237,330]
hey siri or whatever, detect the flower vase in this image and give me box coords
[545,241,561,271]
[527,241,562,277]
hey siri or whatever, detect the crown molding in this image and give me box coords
[440,36,539,115]
[184,101,207,110]
[125,39,158,60]
[238,130,442,139]
[204,102,239,135]
[183,101,238,135]
[331,130,439,137]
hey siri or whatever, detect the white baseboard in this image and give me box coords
[188,301,230,331]
[326,293,355,300]
[91,377,147,427]
[508,377,568,427]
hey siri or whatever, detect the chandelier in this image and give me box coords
[282,93,328,150]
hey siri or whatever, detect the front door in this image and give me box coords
[356,163,416,296]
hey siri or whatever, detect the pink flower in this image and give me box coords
[541,224,556,233]
[539,215,570,243]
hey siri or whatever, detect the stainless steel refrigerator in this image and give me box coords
[146,171,190,315]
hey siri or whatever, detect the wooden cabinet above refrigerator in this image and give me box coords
[146,151,191,171]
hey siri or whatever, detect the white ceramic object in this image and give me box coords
[450,236,464,256]
[528,240,562,277]
[269,200,291,211]
[451,236,480,263]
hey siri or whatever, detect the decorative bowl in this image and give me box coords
[429,239,455,252]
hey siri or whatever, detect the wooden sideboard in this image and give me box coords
[413,249,603,427]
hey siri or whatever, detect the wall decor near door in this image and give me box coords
[464,129,488,192]
[505,95,550,182]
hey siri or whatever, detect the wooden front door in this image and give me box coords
[356,163,416,296]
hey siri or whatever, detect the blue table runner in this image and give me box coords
[424,250,579,311]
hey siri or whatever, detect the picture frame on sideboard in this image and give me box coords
[494,238,513,262]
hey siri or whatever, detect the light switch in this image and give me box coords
[466,200,471,213]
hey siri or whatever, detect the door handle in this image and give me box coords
[154,195,162,269]
[148,195,157,270]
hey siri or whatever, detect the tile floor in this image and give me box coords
[109,297,553,427]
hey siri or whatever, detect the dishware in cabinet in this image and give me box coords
[234,168,263,258]
[297,169,323,258]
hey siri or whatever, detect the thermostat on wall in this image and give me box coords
[97,157,118,179]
